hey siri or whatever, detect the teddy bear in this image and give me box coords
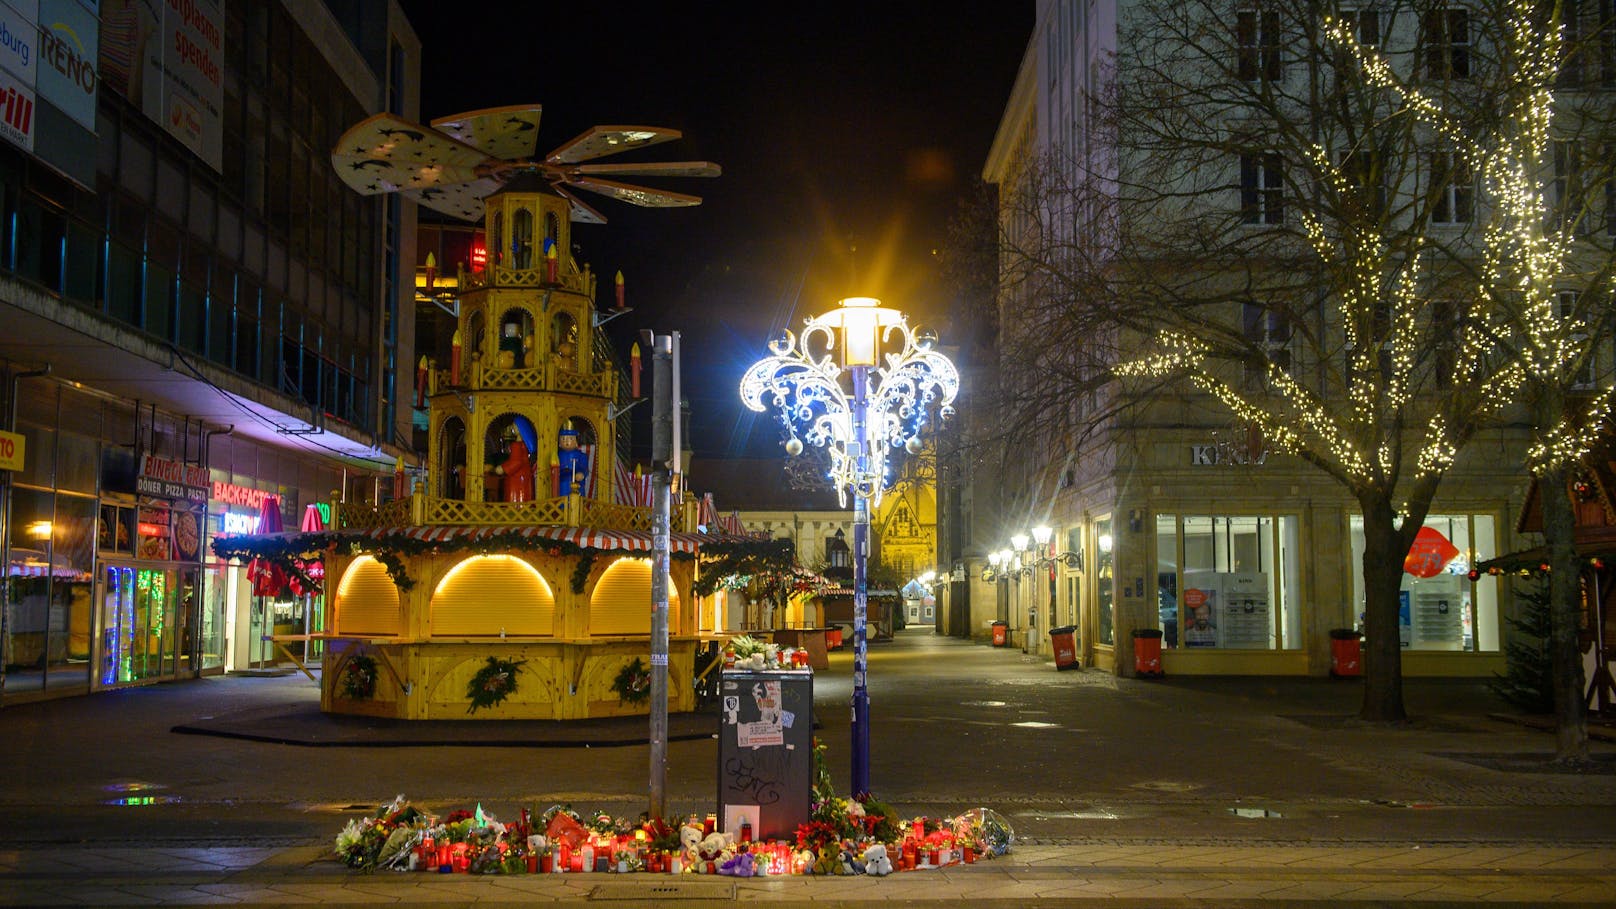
[862,843,893,876]
[812,848,841,875]
[678,823,703,868]
[693,831,731,873]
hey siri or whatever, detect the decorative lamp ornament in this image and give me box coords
[615,270,625,309]
[784,437,804,457]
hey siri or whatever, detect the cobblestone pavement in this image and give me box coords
[1,629,1614,905]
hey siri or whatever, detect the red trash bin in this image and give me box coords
[1049,626,1079,670]
[1132,628,1164,677]
[991,621,1008,647]
[1329,629,1362,677]
[825,627,844,650]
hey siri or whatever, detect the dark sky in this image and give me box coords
[396,3,1032,459]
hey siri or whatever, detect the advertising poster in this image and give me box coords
[1181,575,1221,647]
[99,0,220,171]
[37,0,99,130]
[0,65,34,152]
[1220,573,1271,648]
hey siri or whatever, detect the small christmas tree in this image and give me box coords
[1489,579,1555,713]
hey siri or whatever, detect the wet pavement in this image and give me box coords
[1,628,1614,905]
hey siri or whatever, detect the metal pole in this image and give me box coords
[647,332,673,821]
[850,365,871,797]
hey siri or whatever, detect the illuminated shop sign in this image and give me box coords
[210,481,275,510]
[137,453,208,503]
[221,511,259,535]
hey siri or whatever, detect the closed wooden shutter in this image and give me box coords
[431,554,556,636]
[335,556,402,636]
[590,557,680,635]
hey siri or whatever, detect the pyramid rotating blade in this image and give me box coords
[552,183,609,224]
[547,125,681,164]
[332,112,491,196]
[403,178,501,222]
[571,160,722,179]
[567,176,703,208]
[430,104,543,161]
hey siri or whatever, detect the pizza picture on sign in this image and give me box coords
[173,509,201,561]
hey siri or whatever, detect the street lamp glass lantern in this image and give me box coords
[1011,532,1030,553]
[1032,525,1052,547]
[829,296,901,367]
[988,551,1002,567]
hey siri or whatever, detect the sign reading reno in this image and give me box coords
[98,0,220,171]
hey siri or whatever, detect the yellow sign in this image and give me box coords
[0,429,22,471]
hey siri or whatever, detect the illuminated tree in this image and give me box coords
[980,1,1614,725]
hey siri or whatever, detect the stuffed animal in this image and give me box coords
[863,843,893,876]
[718,844,756,877]
[694,831,730,873]
[678,824,703,867]
[839,842,865,875]
[812,848,841,875]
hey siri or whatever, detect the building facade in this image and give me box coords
[947,0,1614,677]
[0,0,421,701]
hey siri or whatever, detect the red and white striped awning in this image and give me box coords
[344,524,721,554]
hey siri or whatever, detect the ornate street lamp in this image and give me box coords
[741,296,958,796]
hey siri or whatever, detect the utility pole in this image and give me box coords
[642,330,679,820]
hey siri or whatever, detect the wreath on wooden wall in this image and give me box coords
[466,656,527,713]
[339,654,378,700]
[612,657,652,705]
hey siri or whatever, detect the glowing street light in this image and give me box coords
[741,296,958,796]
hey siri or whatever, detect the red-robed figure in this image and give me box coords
[493,429,535,502]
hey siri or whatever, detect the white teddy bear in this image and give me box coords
[862,843,893,876]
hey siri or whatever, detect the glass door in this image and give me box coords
[96,563,178,687]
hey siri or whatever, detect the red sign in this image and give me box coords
[1403,526,1461,578]
[211,480,276,511]
[470,238,487,271]
[1183,588,1208,609]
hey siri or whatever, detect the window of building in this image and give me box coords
[1241,302,1293,389]
[1342,7,1381,47]
[1550,140,1589,235]
[1429,151,1473,225]
[1420,7,1470,79]
[1236,7,1283,82]
[1155,513,1301,649]
[1558,291,1599,389]
[1339,146,1385,220]
[1095,515,1114,646]
[1348,513,1498,651]
[1240,151,1285,224]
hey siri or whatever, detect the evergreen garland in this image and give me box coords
[571,554,596,594]
[1489,579,1555,713]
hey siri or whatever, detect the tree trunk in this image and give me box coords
[1358,493,1408,722]
[1535,388,1590,763]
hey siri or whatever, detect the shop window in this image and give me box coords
[1095,515,1114,646]
[591,558,680,635]
[1156,514,1300,649]
[1349,513,1498,651]
[431,555,554,636]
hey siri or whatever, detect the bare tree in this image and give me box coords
[976,0,1614,724]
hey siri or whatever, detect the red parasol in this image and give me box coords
[293,504,326,589]
[246,496,288,597]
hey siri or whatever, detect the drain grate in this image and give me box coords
[590,880,737,901]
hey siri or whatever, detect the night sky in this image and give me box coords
[395,3,1032,459]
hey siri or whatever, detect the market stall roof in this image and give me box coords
[347,524,723,553]
[818,587,900,598]
[1475,534,1616,575]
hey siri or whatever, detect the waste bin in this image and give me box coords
[1049,625,1079,670]
[1329,629,1363,678]
[1132,628,1164,677]
[991,621,1008,647]
[825,627,844,650]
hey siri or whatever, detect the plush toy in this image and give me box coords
[839,842,865,875]
[863,843,893,876]
[694,831,730,873]
[678,824,703,867]
[718,844,756,877]
[812,848,841,875]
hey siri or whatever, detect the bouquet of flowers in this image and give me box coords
[334,795,425,871]
[952,807,1013,857]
